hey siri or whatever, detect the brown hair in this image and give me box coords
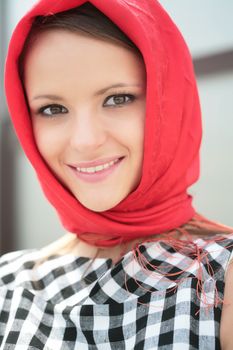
[19,2,142,80]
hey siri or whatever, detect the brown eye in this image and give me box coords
[103,94,135,107]
[38,104,68,116]
[113,96,127,104]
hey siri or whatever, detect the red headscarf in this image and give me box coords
[4,0,202,247]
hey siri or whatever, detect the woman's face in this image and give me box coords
[24,30,146,212]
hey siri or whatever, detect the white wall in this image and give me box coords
[191,71,233,226]
[160,0,233,57]
[6,0,38,40]
[3,1,233,250]
[15,151,64,250]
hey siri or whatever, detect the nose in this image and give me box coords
[69,109,107,153]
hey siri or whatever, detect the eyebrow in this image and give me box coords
[32,83,142,101]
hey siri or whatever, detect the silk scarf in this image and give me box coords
[5,0,202,247]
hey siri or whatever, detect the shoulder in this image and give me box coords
[0,235,75,286]
[0,249,37,269]
[0,245,85,291]
[137,233,233,301]
[0,249,39,285]
[194,232,233,350]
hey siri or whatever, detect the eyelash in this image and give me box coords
[36,92,136,117]
[37,105,67,117]
[104,93,135,108]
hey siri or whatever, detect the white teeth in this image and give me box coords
[76,158,120,174]
[86,167,96,173]
[95,165,103,171]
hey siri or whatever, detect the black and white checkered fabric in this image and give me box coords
[0,234,233,349]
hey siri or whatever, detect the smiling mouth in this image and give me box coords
[69,157,125,183]
[76,157,122,174]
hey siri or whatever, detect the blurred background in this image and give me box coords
[1,0,233,253]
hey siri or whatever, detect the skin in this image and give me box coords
[24,30,146,213]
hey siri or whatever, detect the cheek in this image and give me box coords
[127,112,145,154]
[32,120,64,162]
[112,106,145,152]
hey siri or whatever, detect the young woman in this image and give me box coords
[2,0,233,349]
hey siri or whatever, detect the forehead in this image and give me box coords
[24,29,146,89]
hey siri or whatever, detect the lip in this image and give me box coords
[67,157,125,183]
[69,156,124,168]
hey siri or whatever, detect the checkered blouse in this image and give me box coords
[0,234,233,349]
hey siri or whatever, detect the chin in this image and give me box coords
[78,196,125,212]
[82,202,118,213]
